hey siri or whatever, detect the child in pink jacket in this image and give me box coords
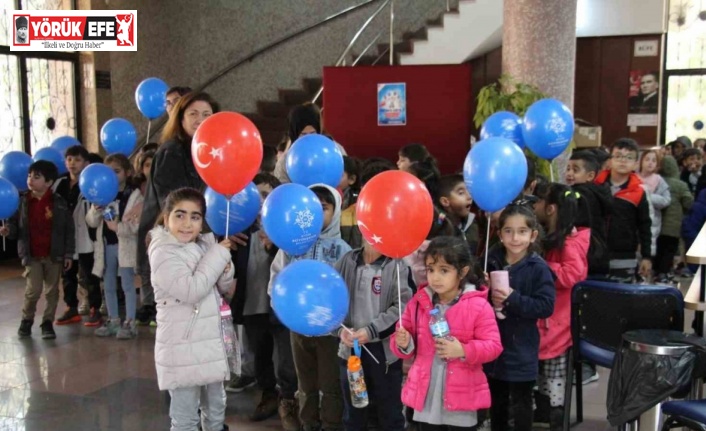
[392,236,503,431]
[533,183,589,429]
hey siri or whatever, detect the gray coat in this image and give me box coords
[148,227,235,391]
[8,192,75,266]
[334,249,414,364]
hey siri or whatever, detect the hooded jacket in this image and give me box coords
[683,189,706,248]
[148,227,235,391]
[640,175,671,255]
[86,188,143,276]
[594,170,652,260]
[539,228,589,360]
[390,285,502,411]
[484,247,555,381]
[661,156,694,238]
[268,184,352,297]
[572,182,612,275]
[334,249,415,363]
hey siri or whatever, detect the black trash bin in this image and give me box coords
[607,330,706,429]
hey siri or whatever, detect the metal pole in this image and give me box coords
[447,0,450,12]
[389,0,394,65]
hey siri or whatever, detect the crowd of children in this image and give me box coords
[3,95,706,431]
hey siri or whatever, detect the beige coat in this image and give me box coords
[86,188,143,276]
[148,227,235,391]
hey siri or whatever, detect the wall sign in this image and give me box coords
[377,83,406,126]
[634,40,659,57]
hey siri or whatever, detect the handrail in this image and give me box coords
[352,31,383,66]
[133,0,383,155]
[312,0,391,105]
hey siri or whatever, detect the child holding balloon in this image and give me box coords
[268,183,351,431]
[148,187,234,431]
[392,236,502,431]
[334,231,415,431]
[1,160,75,340]
[86,154,143,339]
[484,202,555,431]
[532,183,589,429]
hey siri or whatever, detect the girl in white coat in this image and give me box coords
[86,154,143,339]
[149,187,234,431]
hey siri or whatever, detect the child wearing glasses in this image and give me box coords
[594,138,653,283]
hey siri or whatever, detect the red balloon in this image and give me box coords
[191,112,263,196]
[356,170,434,258]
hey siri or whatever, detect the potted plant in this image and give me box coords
[474,74,562,181]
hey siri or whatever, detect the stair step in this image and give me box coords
[426,13,445,27]
[279,89,314,106]
[302,78,323,95]
[243,113,288,132]
[403,27,428,41]
[257,101,290,119]
[377,40,414,56]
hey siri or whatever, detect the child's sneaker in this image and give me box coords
[55,308,81,325]
[40,320,56,339]
[78,302,90,315]
[94,317,120,337]
[18,319,33,338]
[84,308,103,327]
[116,320,138,339]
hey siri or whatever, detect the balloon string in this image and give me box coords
[341,324,380,364]
[397,260,403,330]
[1,220,5,252]
[145,121,151,147]
[550,159,555,183]
[225,199,230,238]
[484,212,490,273]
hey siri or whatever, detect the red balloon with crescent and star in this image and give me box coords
[191,112,263,197]
[356,170,434,258]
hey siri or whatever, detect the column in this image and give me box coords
[503,0,577,178]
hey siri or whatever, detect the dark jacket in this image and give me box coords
[137,138,205,260]
[681,169,700,196]
[595,170,652,260]
[661,156,694,238]
[8,191,75,266]
[484,246,555,382]
[682,189,706,248]
[229,227,279,324]
[573,182,613,275]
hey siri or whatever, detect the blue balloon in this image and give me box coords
[480,111,525,149]
[79,164,119,206]
[100,118,137,156]
[33,147,67,175]
[50,136,80,156]
[286,134,344,187]
[261,183,323,256]
[521,98,574,160]
[0,177,20,220]
[464,137,528,213]
[272,259,350,336]
[135,77,169,120]
[0,151,32,192]
[695,120,704,131]
[205,183,261,236]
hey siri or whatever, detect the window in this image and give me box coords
[0,0,80,159]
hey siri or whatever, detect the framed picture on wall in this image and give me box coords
[627,70,659,126]
[378,83,407,126]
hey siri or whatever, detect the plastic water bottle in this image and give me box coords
[347,355,369,408]
[429,308,453,340]
[220,299,240,375]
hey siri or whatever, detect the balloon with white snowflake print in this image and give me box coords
[261,183,323,255]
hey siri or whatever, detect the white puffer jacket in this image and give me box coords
[86,188,143,276]
[148,227,235,391]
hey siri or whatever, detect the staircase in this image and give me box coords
[244,3,474,147]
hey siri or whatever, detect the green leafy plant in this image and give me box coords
[474,74,558,180]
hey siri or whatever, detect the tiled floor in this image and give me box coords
[0,259,633,430]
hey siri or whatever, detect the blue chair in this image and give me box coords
[570,280,684,425]
[661,399,706,430]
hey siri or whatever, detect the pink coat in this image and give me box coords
[390,286,503,412]
[538,227,590,360]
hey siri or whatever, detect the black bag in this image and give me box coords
[607,332,706,426]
